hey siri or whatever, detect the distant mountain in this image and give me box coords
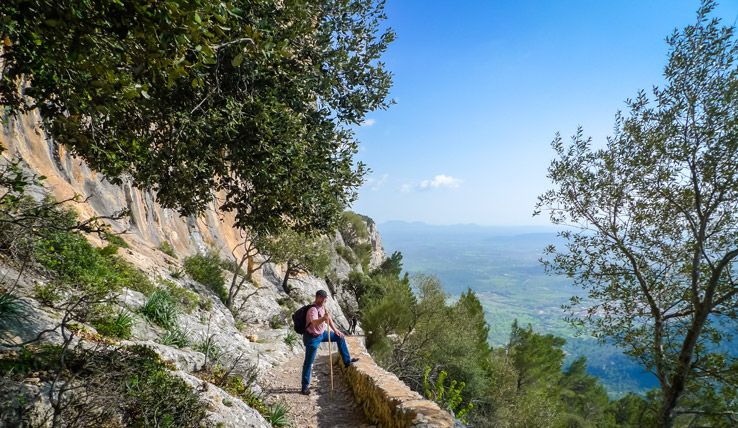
[379,221,559,238]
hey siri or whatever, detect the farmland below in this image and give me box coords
[378,221,659,398]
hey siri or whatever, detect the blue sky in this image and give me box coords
[349,0,738,226]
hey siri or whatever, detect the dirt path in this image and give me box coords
[261,343,374,428]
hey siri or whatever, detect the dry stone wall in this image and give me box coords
[336,336,461,428]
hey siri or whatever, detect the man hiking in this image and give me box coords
[301,289,359,395]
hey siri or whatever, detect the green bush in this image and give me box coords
[35,222,155,298]
[141,291,178,329]
[335,245,357,265]
[97,244,119,257]
[0,345,207,426]
[92,310,134,339]
[122,346,207,426]
[284,332,298,351]
[112,259,156,296]
[157,241,178,258]
[268,401,291,427]
[0,291,25,335]
[160,326,191,348]
[160,279,198,313]
[194,337,223,362]
[353,243,373,273]
[103,232,130,248]
[183,252,227,303]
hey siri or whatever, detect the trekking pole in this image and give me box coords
[327,321,334,401]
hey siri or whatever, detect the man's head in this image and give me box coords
[315,289,328,305]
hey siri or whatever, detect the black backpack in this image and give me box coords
[292,304,317,334]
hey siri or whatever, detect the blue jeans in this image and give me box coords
[301,331,351,388]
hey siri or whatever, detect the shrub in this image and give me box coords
[112,259,156,296]
[183,252,227,303]
[199,297,213,312]
[284,332,298,351]
[268,401,291,427]
[157,241,178,258]
[141,290,178,329]
[169,266,185,279]
[0,291,25,335]
[160,326,191,348]
[335,245,357,265]
[0,344,207,426]
[160,279,198,313]
[97,244,119,257]
[35,223,155,298]
[92,310,134,339]
[353,242,373,273]
[103,232,130,248]
[194,336,223,362]
[33,283,62,306]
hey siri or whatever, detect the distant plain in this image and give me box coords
[378,221,659,398]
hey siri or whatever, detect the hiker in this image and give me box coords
[301,289,359,395]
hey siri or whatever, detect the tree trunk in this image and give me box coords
[657,308,708,428]
[281,263,292,294]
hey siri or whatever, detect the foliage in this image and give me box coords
[353,243,373,273]
[423,367,473,423]
[0,0,394,235]
[268,401,291,428]
[284,332,298,351]
[372,250,405,279]
[508,320,566,391]
[260,229,332,294]
[535,2,738,425]
[0,291,25,336]
[92,309,134,339]
[103,232,129,249]
[335,245,357,266]
[0,344,208,427]
[193,336,223,363]
[340,211,370,246]
[199,365,277,423]
[160,279,199,313]
[141,290,178,330]
[184,251,227,303]
[157,241,177,259]
[159,326,191,348]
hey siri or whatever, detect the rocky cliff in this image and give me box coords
[0,109,389,426]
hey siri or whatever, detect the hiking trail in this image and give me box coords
[262,342,374,428]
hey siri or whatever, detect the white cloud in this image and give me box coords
[401,174,463,192]
[360,118,376,127]
[365,173,389,191]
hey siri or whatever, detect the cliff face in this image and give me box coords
[1,109,243,260]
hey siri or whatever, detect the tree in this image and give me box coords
[260,229,332,294]
[535,2,738,427]
[558,357,612,428]
[507,320,566,394]
[0,0,394,235]
[224,230,272,311]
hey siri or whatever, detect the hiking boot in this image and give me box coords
[344,357,360,368]
[301,387,310,395]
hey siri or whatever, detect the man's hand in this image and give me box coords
[323,309,330,322]
[335,330,344,339]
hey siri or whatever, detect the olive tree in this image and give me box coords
[0,0,393,235]
[535,2,738,427]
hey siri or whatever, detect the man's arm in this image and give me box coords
[309,308,329,327]
[326,313,343,338]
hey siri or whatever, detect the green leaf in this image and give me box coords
[231,53,244,67]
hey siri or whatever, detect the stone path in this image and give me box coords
[261,343,374,428]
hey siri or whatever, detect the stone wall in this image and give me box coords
[335,336,460,428]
